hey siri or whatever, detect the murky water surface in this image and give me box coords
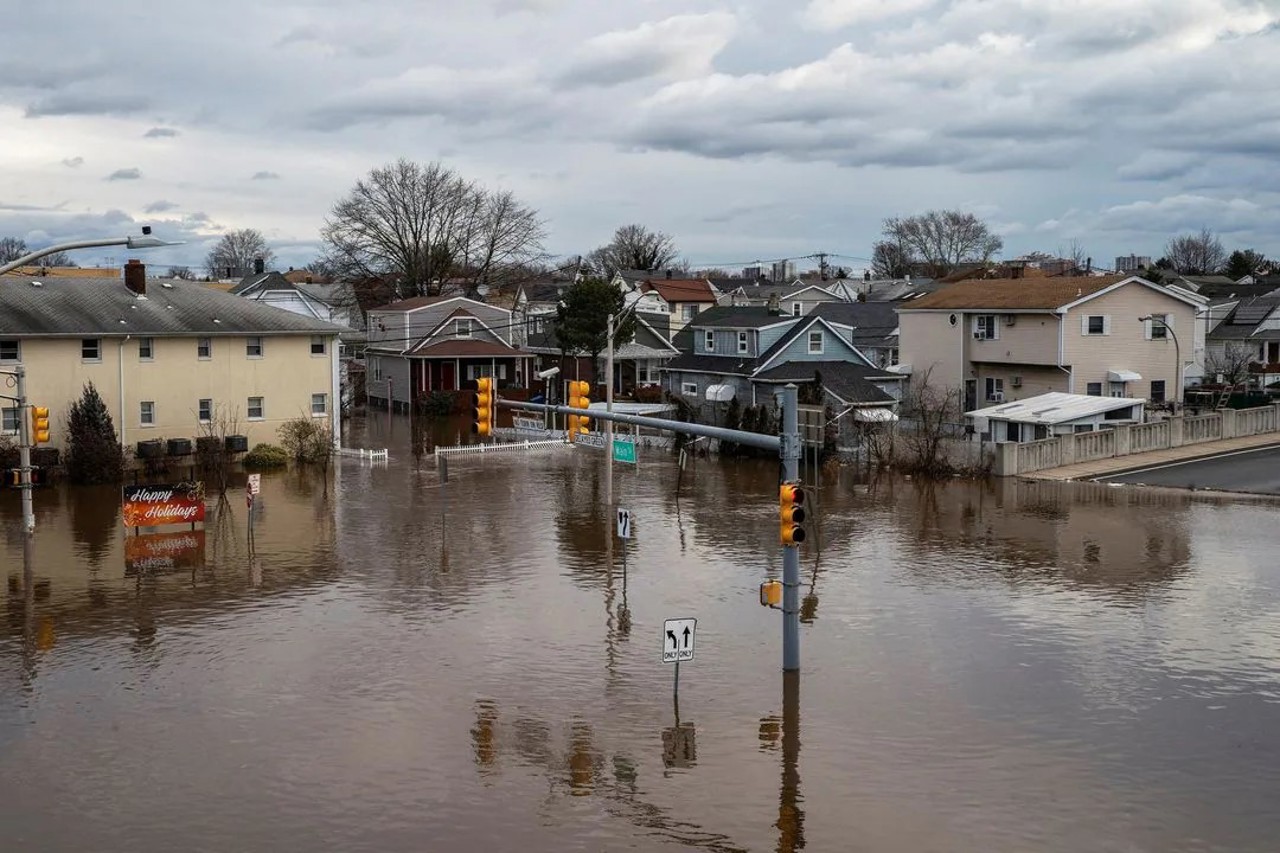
[3,413,1279,852]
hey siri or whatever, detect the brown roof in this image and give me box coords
[901,276,1129,311]
[283,269,330,284]
[642,278,716,303]
[407,339,526,357]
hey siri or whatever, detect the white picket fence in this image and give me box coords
[338,447,389,462]
[435,438,567,457]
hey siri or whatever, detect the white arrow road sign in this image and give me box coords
[616,508,633,539]
[663,618,696,663]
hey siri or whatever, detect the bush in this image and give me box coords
[633,385,664,404]
[278,417,333,464]
[419,390,455,417]
[243,443,289,469]
[66,382,125,484]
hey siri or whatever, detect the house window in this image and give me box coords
[139,401,155,426]
[0,339,19,362]
[311,393,328,416]
[974,315,998,340]
[2,407,18,434]
[247,396,264,420]
[808,331,824,355]
[139,337,154,360]
[454,319,473,338]
[738,331,748,354]
[985,377,1004,401]
[466,364,507,380]
[1109,381,1126,397]
[198,399,213,423]
[1084,315,1107,335]
[681,381,698,396]
[704,330,715,352]
[638,361,658,383]
[682,304,697,322]
[81,338,101,361]
[1086,382,1102,397]
[310,336,327,355]
[1150,380,1166,403]
[889,347,900,366]
[246,336,263,358]
[197,337,211,359]
[791,302,802,316]
[1150,314,1168,339]
[371,357,383,381]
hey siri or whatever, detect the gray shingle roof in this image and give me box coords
[1208,296,1280,341]
[663,353,758,375]
[751,361,896,406]
[685,305,794,329]
[812,302,899,347]
[0,276,348,336]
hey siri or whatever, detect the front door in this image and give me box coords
[441,361,455,391]
[965,379,977,411]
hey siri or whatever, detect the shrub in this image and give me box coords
[419,390,455,417]
[65,382,125,484]
[278,417,333,464]
[243,443,289,469]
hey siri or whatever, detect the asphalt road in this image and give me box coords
[1102,445,1280,494]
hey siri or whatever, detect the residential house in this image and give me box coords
[522,310,679,395]
[811,302,901,375]
[0,260,343,452]
[966,392,1145,443]
[1204,296,1280,389]
[662,306,900,420]
[896,275,1202,410]
[636,275,719,330]
[365,296,530,411]
[717,282,842,316]
[825,276,940,303]
[231,270,366,357]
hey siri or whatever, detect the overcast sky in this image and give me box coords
[2,0,1278,274]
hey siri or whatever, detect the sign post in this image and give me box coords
[663,617,696,710]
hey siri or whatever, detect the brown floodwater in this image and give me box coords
[3,411,1280,852]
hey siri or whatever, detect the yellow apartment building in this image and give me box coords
[1,261,344,454]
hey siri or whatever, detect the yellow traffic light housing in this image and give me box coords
[779,482,806,546]
[472,377,494,437]
[566,379,591,441]
[30,406,50,445]
[759,579,783,607]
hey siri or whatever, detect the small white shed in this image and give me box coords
[966,391,1145,442]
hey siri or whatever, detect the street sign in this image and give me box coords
[513,416,544,433]
[662,618,696,663]
[575,433,607,449]
[246,473,261,496]
[612,436,637,464]
[616,507,633,539]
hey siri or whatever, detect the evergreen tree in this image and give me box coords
[65,382,125,484]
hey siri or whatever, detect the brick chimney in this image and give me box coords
[254,257,265,275]
[124,259,146,295]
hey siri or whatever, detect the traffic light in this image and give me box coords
[472,377,494,437]
[779,482,806,546]
[30,406,50,445]
[566,379,591,441]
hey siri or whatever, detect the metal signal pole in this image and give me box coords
[15,365,35,534]
[779,384,801,672]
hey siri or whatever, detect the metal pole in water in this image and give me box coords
[606,312,615,510]
[780,384,801,672]
[15,365,35,534]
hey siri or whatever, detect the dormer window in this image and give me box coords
[704,330,714,351]
[455,318,473,338]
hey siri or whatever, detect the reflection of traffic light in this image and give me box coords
[566,379,591,441]
[779,482,806,545]
[30,406,50,445]
[472,377,494,437]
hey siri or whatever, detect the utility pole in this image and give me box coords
[606,312,615,509]
[778,384,801,672]
[815,252,830,281]
[15,365,35,534]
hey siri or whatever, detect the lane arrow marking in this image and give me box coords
[682,626,691,648]
[666,629,678,649]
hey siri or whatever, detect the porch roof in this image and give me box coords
[406,339,529,358]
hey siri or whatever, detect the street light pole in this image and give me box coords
[14,365,35,534]
[1139,315,1182,405]
[0,233,182,276]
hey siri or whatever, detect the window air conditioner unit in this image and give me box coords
[1003,315,1016,326]
[1011,375,1023,388]
[973,331,985,340]
[988,391,1004,403]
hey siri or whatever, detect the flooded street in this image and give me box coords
[4,412,1280,852]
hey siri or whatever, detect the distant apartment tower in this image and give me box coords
[771,259,797,282]
[1115,255,1152,273]
[742,263,766,280]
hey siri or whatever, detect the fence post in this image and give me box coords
[1169,415,1184,448]
[1221,408,1238,439]
[1113,424,1131,457]
[1058,433,1075,467]
[994,442,1019,476]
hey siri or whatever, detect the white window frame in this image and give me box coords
[791,302,802,317]
[81,338,101,362]
[738,331,749,354]
[311,393,328,416]
[454,319,473,338]
[310,335,327,356]
[704,330,715,352]
[139,337,154,360]
[974,315,999,341]
[371,356,383,381]
[0,339,20,362]
[139,400,155,427]
[1149,313,1169,340]
[984,377,1004,401]
[681,381,698,396]
[246,336,264,358]
[465,364,507,381]
[1109,381,1126,398]
[682,304,697,322]
[247,396,265,420]
[198,398,213,423]
[1,406,19,435]
[1082,314,1109,336]
[197,337,211,359]
[808,330,824,355]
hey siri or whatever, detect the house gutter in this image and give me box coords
[118,335,131,447]
[1055,311,1072,392]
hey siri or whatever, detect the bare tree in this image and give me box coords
[881,210,1003,278]
[870,238,913,278]
[320,159,546,300]
[1205,341,1258,389]
[205,229,275,279]
[1164,228,1226,275]
[0,237,27,263]
[166,265,196,280]
[587,224,679,276]
[1058,238,1087,273]
[899,367,965,477]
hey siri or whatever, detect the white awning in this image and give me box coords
[886,363,912,375]
[853,408,898,422]
[1107,369,1142,382]
[705,384,736,402]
